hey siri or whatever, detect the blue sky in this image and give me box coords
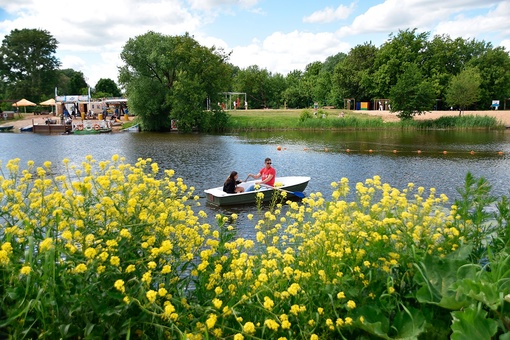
[0,0,508,88]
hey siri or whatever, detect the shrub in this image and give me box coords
[299,109,313,122]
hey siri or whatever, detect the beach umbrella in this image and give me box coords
[12,98,36,114]
[39,98,56,113]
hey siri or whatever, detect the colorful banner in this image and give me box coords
[56,95,90,102]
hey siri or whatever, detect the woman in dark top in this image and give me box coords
[223,171,245,194]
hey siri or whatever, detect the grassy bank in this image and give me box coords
[226,109,505,130]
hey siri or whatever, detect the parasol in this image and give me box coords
[12,98,37,114]
[39,98,56,113]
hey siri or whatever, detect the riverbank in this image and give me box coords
[1,109,508,132]
[360,109,510,124]
[0,113,130,132]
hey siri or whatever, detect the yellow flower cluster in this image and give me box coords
[0,157,472,339]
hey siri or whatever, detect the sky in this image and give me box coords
[0,0,509,88]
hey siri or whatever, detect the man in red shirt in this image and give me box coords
[246,158,276,191]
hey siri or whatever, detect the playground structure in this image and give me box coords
[221,92,247,110]
[373,99,390,111]
[344,98,355,110]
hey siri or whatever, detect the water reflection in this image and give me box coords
[2,129,510,232]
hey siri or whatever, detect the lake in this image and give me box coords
[2,129,510,232]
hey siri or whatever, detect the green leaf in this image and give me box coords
[414,251,471,310]
[453,279,501,310]
[451,305,498,340]
[356,305,391,339]
[393,306,426,339]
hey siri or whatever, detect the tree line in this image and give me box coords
[1,28,510,130]
[0,29,122,109]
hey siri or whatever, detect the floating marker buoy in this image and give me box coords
[325,148,329,152]
[304,147,308,150]
[417,150,422,154]
[470,151,475,155]
[393,150,397,154]
[346,149,350,153]
[443,151,448,155]
[368,149,373,153]
[277,145,282,151]
[498,151,504,155]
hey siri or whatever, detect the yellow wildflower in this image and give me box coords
[20,265,31,275]
[243,321,256,334]
[347,300,356,309]
[74,263,87,274]
[206,314,217,329]
[146,290,157,303]
[212,298,222,309]
[114,279,125,293]
[264,319,279,331]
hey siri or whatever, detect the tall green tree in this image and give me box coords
[321,52,346,107]
[264,72,287,109]
[118,32,231,132]
[94,78,122,97]
[0,28,60,102]
[467,47,510,109]
[445,67,481,113]
[232,65,272,109]
[283,70,307,108]
[372,29,429,98]
[334,42,377,103]
[301,61,323,107]
[389,62,435,119]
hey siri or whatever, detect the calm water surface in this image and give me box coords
[2,129,510,237]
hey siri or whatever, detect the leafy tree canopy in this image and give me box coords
[0,28,60,102]
[56,69,88,95]
[389,62,435,120]
[119,31,231,132]
[94,78,122,97]
[445,67,481,113]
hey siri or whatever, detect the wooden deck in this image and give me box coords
[32,123,72,134]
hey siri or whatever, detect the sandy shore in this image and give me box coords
[357,109,510,125]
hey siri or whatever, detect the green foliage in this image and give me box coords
[372,29,430,98]
[299,109,313,122]
[468,47,510,108]
[410,115,503,129]
[56,69,88,95]
[389,63,436,120]
[334,42,378,101]
[0,28,60,102]
[445,67,481,112]
[94,78,122,97]
[119,31,231,132]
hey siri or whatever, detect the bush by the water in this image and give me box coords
[0,157,509,339]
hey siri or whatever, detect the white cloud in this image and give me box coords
[187,0,260,11]
[0,0,508,88]
[230,30,350,75]
[303,3,356,23]
[500,40,510,53]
